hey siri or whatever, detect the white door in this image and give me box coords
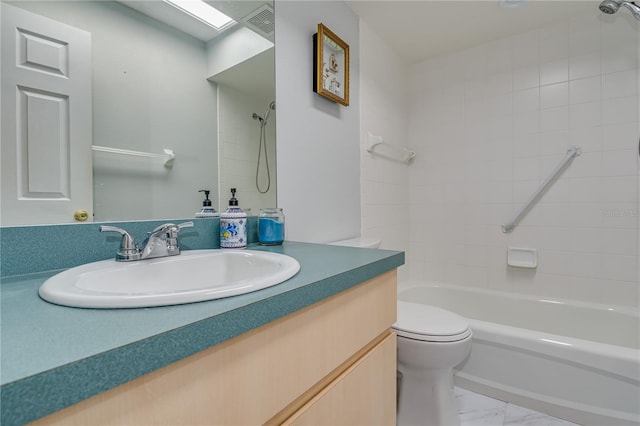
[1,3,93,225]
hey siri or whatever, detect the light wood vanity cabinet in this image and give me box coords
[33,270,398,425]
[281,333,396,425]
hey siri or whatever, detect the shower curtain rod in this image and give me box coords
[502,145,582,233]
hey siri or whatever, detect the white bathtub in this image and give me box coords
[398,282,640,426]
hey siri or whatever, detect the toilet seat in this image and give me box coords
[393,301,471,342]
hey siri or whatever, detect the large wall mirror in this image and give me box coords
[0,0,276,226]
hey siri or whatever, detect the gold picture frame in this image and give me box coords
[313,23,349,106]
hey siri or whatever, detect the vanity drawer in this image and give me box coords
[282,331,396,425]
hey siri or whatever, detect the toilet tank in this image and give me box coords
[329,237,381,249]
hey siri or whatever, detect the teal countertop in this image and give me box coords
[0,241,404,425]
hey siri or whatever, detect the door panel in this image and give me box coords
[1,3,92,225]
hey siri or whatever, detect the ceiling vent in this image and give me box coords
[241,4,274,39]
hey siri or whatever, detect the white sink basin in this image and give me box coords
[39,250,300,308]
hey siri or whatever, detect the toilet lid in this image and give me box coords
[393,301,471,342]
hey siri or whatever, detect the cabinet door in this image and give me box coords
[283,332,397,426]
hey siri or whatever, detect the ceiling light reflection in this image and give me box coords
[164,0,235,30]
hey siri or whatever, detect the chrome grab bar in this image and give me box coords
[502,146,582,233]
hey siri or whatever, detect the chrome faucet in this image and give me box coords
[100,222,194,261]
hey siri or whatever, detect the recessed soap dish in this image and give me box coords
[507,247,538,269]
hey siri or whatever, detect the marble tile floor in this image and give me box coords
[455,387,581,426]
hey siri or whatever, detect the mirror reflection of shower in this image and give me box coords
[252,101,276,194]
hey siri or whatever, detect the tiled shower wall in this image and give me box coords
[360,21,410,268]
[404,12,639,307]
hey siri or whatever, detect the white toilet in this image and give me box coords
[393,301,472,426]
[328,237,471,424]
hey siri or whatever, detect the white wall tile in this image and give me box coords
[601,176,638,203]
[602,43,638,74]
[441,53,468,86]
[602,227,638,255]
[487,93,513,117]
[398,12,639,307]
[602,123,639,151]
[541,59,569,86]
[570,126,602,153]
[513,157,540,181]
[539,130,570,156]
[487,71,513,95]
[570,76,602,105]
[537,226,573,251]
[539,22,569,63]
[602,70,638,100]
[541,106,570,132]
[513,111,540,135]
[514,87,540,112]
[569,15,601,57]
[571,227,602,253]
[602,149,637,176]
[601,253,638,282]
[513,65,540,90]
[570,204,604,228]
[537,249,573,275]
[569,51,602,80]
[486,38,513,74]
[512,30,540,68]
[603,96,639,125]
[465,77,489,103]
[570,151,603,178]
[570,177,603,203]
[570,101,602,128]
[513,132,541,158]
[570,252,602,278]
[541,82,569,109]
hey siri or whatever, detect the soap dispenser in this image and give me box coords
[195,189,219,218]
[220,188,247,248]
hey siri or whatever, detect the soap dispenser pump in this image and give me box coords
[220,188,247,248]
[195,189,219,218]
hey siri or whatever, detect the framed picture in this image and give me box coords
[313,23,349,106]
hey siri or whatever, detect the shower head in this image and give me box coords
[263,101,275,125]
[252,101,275,126]
[599,0,622,14]
[599,0,640,20]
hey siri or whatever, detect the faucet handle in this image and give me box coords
[151,223,174,234]
[168,222,194,251]
[150,221,193,234]
[150,221,194,235]
[147,221,194,255]
[99,226,141,261]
